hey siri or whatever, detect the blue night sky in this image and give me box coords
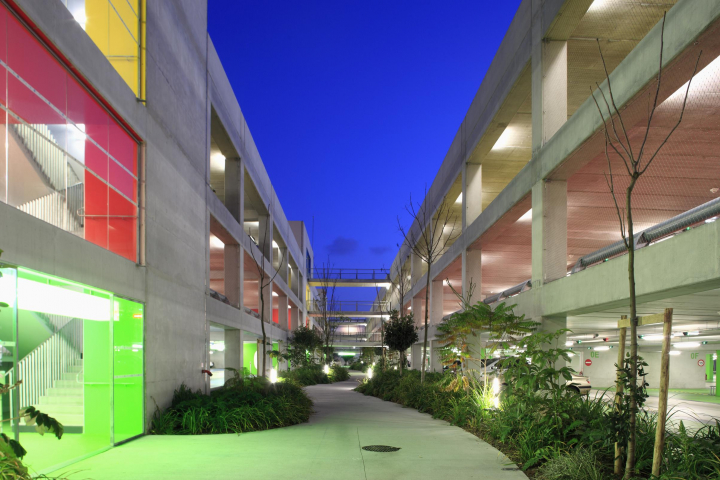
[208,1,522,301]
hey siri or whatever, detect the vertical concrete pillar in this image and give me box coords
[277,294,289,330]
[429,340,442,372]
[224,157,244,222]
[411,296,423,328]
[278,247,289,283]
[223,244,241,307]
[224,329,243,374]
[410,343,421,370]
[462,248,482,306]
[258,214,273,264]
[463,163,482,228]
[290,306,299,331]
[431,279,444,325]
[259,281,273,325]
[410,252,424,285]
[540,316,568,369]
[532,180,568,286]
[531,0,568,154]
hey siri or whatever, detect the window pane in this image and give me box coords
[67,77,109,152]
[109,159,134,199]
[108,188,135,261]
[109,121,136,175]
[85,171,108,250]
[7,15,66,113]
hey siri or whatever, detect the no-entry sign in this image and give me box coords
[698,359,706,367]
[585,359,592,367]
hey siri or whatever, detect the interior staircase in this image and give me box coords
[36,362,84,428]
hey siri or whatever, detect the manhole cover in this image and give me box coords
[362,445,401,452]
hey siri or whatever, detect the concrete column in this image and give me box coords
[223,244,241,307]
[411,296,423,328]
[277,294,289,330]
[259,281,273,325]
[531,1,568,154]
[429,340,441,372]
[540,316,568,369]
[258,214,273,264]
[410,252,424,285]
[278,247,289,283]
[290,306,299,331]
[463,163,482,228]
[462,248,482,306]
[532,180,568,286]
[431,279,444,325]
[224,157,244,223]
[224,329,243,373]
[410,343,421,370]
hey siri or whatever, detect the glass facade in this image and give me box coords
[0,265,144,473]
[61,0,144,97]
[0,4,139,262]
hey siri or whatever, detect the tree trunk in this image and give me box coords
[624,178,638,478]
[260,292,267,378]
[399,351,404,375]
[421,270,431,383]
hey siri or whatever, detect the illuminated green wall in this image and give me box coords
[113,298,144,443]
[244,342,258,376]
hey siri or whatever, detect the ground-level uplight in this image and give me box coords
[323,364,330,374]
[270,368,278,383]
[367,368,373,379]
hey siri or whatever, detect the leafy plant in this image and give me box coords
[383,310,418,374]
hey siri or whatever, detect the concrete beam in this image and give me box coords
[531,179,567,286]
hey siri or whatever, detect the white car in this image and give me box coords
[566,374,591,395]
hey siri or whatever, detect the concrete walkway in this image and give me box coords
[51,374,526,479]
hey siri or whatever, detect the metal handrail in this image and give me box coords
[309,300,390,312]
[311,267,390,280]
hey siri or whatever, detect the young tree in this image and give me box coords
[313,260,339,365]
[374,264,405,371]
[398,189,459,383]
[287,325,322,367]
[249,207,286,379]
[590,14,701,477]
[383,309,418,375]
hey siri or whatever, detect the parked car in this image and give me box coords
[566,374,591,395]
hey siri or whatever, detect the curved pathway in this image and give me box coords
[51,373,526,479]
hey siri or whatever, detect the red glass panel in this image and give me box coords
[85,140,108,181]
[68,78,108,151]
[0,7,7,107]
[109,160,136,199]
[8,75,64,125]
[109,122,136,175]
[0,4,7,63]
[272,309,279,324]
[109,188,136,262]
[85,172,108,250]
[7,14,66,113]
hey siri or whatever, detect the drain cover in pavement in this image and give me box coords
[362,445,401,452]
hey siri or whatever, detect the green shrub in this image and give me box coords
[279,365,330,386]
[329,365,350,382]
[151,378,312,435]
[348,361,365,371]
[535,448,607,480]
[357,366,720,479]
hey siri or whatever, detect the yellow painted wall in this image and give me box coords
[85,0,143,97]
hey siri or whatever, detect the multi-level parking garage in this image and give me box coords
[379,0,720,390]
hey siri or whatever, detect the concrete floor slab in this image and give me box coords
[50,373,526,479]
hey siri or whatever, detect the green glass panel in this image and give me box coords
[272,342,279,369]
[244,342,258,376]
[0,268,17,439]
[113,298,143,443]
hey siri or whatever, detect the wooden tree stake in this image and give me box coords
[652,307,673,477]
